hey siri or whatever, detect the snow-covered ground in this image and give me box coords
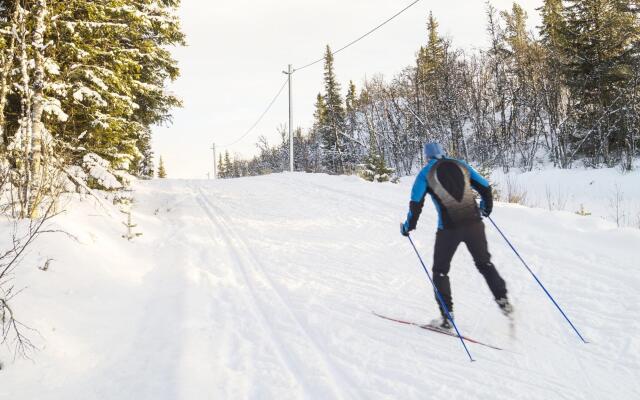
[491,166,640,228]
[2,171,639,399]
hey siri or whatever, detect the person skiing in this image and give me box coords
[401,142,513,330]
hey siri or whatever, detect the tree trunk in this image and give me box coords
[17,4,33,218]
[0,3,19,149]
[31,0,48,180]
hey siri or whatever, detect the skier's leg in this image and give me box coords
[432,229,460,318]
[463,221,507,301]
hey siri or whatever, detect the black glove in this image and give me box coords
[400,222,411,237]
[479,199,491,217]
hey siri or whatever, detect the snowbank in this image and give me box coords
[490,166,640,228]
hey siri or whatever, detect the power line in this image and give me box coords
[221,77,289,147]
[220,0,422,150]
[294,0,422,72]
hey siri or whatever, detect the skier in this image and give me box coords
[401,143,513,330]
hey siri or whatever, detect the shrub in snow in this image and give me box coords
[503,175,528,205]
[575,204,591,216]
[82,153,123,190]
[359,153,395,183]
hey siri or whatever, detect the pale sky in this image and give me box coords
[153,0,542,178]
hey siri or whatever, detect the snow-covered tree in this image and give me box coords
[241,2,640,178]
[223,151,232,178]
[157,156,166,178]
[48,0,185,173]
[0,0,185,210]
[360,131,394,183]
[562,0,640,166]
[320,46,347,174]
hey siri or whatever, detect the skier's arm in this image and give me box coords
[464,162,493,215]
[403,168,429,232]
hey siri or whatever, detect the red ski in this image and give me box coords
[373,311,503,351]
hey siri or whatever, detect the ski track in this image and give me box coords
[204,174,638,400]
[193,185,360,400]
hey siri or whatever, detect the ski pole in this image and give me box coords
[406,233,476,362]
[487,216,588,343]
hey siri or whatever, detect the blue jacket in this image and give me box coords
[404,157,492,230]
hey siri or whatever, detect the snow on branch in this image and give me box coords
[82,153,123,190]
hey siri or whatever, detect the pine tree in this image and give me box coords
[137,129,155,178]
[501,3,548,169]
[157,156,167,178]
[417,11,445,86]
[217,152,225,178]
[345,80,357,139]
[540,0,568,53]
[539,0,572,167]
[415,12,468,159]
[485,3,511,167]
[0,0,185,193]
[223,150,233,178]
[293,127,309,172]
[361,130,394,182]
[231,155,241,178]
[502,3,529,54]
[50,0,184,171]
[562,0,640,165]
[321,45,346,174]
[343,80,361,172]
[310,93,328,172]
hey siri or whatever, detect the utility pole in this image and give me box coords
[283,64,294,172]
[211,142,217,179]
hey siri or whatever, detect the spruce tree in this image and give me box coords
[217,152,225,178]
[345,80,357,139]
[293,127,309,172]
[157,156,167,178]
[0,0,185,189]
[361,132,394,182]
[321,45,346,174]
[223,150,233,178]
[539,0,572,167]
[562,0,640,165]
[417,11,445,86]
[540,0,568,53]
[310,93,328,172]
[502,4,529,52]
[344,80,360,172]
[415,12,469,159]
[52,0,185,172]
[137,129,155,178]
[502,3,547,169]
[485,3,511,166]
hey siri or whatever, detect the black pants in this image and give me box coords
[432,221,507,317]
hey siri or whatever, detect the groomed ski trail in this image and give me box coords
[192,184,360,399]
[3,172,639,400]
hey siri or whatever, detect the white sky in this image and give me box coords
[153,0,542,178]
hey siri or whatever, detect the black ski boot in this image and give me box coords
[496,298,514,318]
[439,317,452,330]
[428,313,453,330]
